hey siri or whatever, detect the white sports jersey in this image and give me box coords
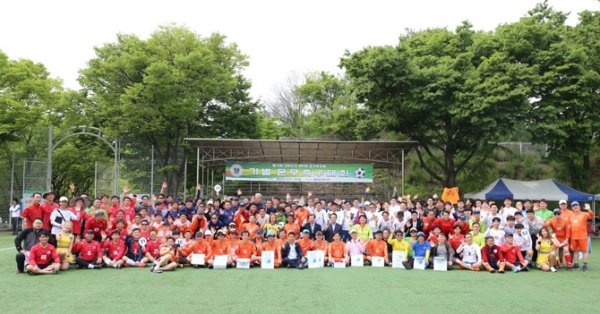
[484,228,506,246]
[457,243,482,264]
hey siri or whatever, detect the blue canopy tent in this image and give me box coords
[464,178,595,202]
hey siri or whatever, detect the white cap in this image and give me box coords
[207,200,213,205]
[59,196,69,202]
[558,199,567,205]
[204,230,212,235]
[364,201,371,205]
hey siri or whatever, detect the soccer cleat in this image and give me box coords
[490,269,496,273]
[116,264,122,269]
[498,269,505,274]
[572,263,580,270]
[153,268,162,273]
[150,264,156,272]
[472,267,480,272]
[512,268,520,273]
[550,267,557,272]
[27,271,35,276]
[582,265,588,272]
[297,264,304,270]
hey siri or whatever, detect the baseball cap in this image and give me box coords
[302,229,310,234]
[553,208,561,214]
[141,195,149,200]
[571,201,579,206]
[459,215,466,220]
[256,229,263,234]
[350,229,357,234]
[410,228,417,232]
[207,200,214,205]
[195,231,203,237]
[59,196,69,202]
[216,230,226,236]
[364,201,371,205]
[315,231,323,236]
[504,233,513,238]
[204,230,212,235]
[473,210,481,214]
[417,231,425,238]
[85,229,94,234]
[559,199,567,205]
[266,231,275,237]
[229,222,236,227]
[298,201,305,206]
[358,204,364,208]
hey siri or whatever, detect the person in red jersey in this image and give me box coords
[481,236,505,274]
[26,230,60,275]
[101,230,126,269]
[86,211,109,242]
[69,197,88,236]
[121,197,135,223]
[72,230,103,269]
[139,220,152,240]
[143,230,162,264]
[448,225,465,253]
[434,210,455,236]
[21,193,42,229]
[500,233,528,272]
[422,210,437,236]
[40,191,59,231]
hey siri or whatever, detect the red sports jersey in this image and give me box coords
[69,208,88,235]
[545,217,571,240]
[183,240,212,257]
[448,234,464,251]
[123,208,135,222]
[28,243,60,266]
[73,240,103,261]
[108,229,128,241]
[21,202,42,229]
[422,217,436,235]
[434,218,456,235]
[481,245,504,264]
[145,239,162,258]
[499,243,524,264]
[454,222,470,235]
[40,202,59,230]
[85,217,108,236]
[102,240,126,260]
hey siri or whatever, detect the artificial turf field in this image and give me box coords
[1,233,598,314]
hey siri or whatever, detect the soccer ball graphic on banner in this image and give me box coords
[355,168,366,179]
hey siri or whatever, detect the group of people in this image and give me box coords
[13,185,595,275]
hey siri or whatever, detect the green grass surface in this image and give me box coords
[1,232,599,314]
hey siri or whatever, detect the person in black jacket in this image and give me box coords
[281,232,305,269]
[404,211,424,233]
[14,217,47,273]
[429,233,455,270]
[324,213,343,242]
[301,214,322,240]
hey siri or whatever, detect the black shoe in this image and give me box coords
[94,265,102,269]
[490,269,496,273]
[76,265,83,270]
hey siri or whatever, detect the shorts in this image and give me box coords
[571,239,588,252]
[488,261,499,270]
[464,261,477,266]
[37,263,51,270]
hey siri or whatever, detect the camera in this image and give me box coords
[173,244,180,248]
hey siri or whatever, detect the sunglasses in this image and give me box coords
[554,212,561,215]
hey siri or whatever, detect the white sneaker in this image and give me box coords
[550,267,557,272]
[153,268,162,273]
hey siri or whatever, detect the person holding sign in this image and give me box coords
[184,231,212,268]
[327,233,348,266]
[365,231,389,266]
[209,230,233,268]
[455,233,482,271]
[388,230,411,269]
[411,232,431,268]
[258,231,282,268]
[234,230,257,265]
[429,233,454,270]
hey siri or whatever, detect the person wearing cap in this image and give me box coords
[251,229,264,252]
[40,191,59,232]
[311,231,328,252]
[470,209,486,232]
[72,230,103,269]
[500,233,529,272]
[101,229,126,269]
[281,231,305,269]
[258,231,282,267]
[209,229,233,267]
[455,233,482,271]
[535,199,553,222]
[481,236,505,273]
[525,209,544,261]
[350,215,373,242]
[569,201,594,271]
[204,229,214,243]
[545,208,572,268]
[411,232,431,268]
[26,230,61,275]
[284,214,300,240]
[327,232,348,266]
[388,230,411,269]
[346,229,366,257]
[298,229,313,257]
[404,228,418,258]
[50,196,81,238]
[557,199,574,220]
[454,215,470,235]
[233,230,258,265]
[84,210,109,242]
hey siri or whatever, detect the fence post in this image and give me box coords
[519,142,522,156]
[10,143,15,203]
[150,145,154,197]
[183,156,187,199]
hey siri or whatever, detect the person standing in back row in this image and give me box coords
[568,201,594,271]
[10,198,21,235]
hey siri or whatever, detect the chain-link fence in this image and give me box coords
[497,142,548,157]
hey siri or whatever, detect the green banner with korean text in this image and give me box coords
[225,162,373,183]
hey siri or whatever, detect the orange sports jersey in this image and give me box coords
[212,240,231,256]
[442,187,460,205]
[569,211,594,240]
[253,239,263,256]
[274,239,284,249]
[561,209,574,221]
[298,238,313,255]
[236,241,257,259]
[243,223,260,238]
[183,240,212,257]
[173,220,191,234]
[295,209,310,225]
[545,218,571,240]
[312,240,328,252]
[260,242,282,260]
[234,211,245,230]
[366,239,387,257]
[328,241,346,259]
[284,223,300,239]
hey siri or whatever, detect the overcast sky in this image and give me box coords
[1,0,598,103]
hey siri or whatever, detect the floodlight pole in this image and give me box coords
[401,149,405,195]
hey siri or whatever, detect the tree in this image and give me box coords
[79,25,261,195]
[0,50,61,145]
[341,22,532,187]
[264,73,307,137]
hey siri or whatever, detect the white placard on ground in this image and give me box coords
[372,256,385,267]
[392,251,406,269]
[351,255,364,267]
[307,250,325,268]
[333,262,346,268]
[213,255,228,270]
[236,258,250,269]
[434,257,447,271]
[414,257,426,270]
[191,254,205,266]
[261,251,275,269]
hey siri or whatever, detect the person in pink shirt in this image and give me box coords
[346,229,365,257]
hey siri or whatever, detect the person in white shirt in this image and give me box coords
[392,212,406,233]
[50,197,80,235]
[313,203,327,229]
[389,198,401,218]
[501,197,518,218]
[455,233,482,271]
[513,223,534,264]
[10,198,22,235]
[484,217,505,246]
[484,204,505,230]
